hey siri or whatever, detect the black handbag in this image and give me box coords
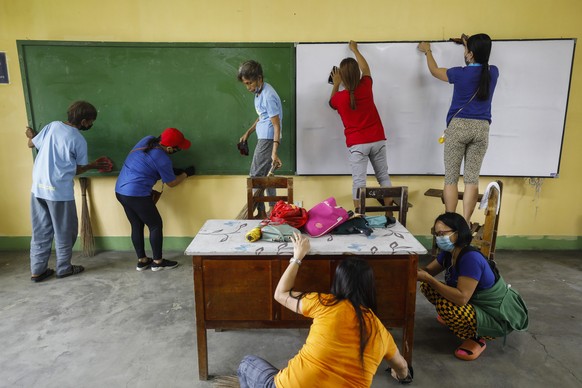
[332,216,373,236]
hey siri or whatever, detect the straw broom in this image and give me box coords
[212,376,240,388]
[236,165,276,220]
[79,177,95,257]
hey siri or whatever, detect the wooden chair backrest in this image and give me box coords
[357,186,409,227]
[246,176,293,219]
[473,180,503,260]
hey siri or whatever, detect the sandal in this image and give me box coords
[455,337,486,361]
[31,268,54,283]
[56,265,85,279]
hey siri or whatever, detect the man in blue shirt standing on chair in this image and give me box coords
[237,60,283,219]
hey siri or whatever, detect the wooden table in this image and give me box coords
[185,219,427,380]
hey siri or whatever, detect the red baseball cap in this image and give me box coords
[160,128,191,150]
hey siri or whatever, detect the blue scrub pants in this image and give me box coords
[30,194,78,276]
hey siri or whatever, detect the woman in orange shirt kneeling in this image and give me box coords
[237,232,412,387]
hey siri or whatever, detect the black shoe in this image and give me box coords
[136,258,153,271]
[56,265,85,279]
[31,268,54,283]
[151,259,178,272]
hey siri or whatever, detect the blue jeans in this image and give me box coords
[237,355,278,388]
[30,194,78,276]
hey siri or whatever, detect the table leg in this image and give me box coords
[196,320,209,380]
[402,254,418,365]
[193,256,209,380]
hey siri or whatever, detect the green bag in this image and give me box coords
[261,224,300,242]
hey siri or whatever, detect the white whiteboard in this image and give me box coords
[296,40,575,176]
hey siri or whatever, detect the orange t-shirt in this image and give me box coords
[274,293,397,388]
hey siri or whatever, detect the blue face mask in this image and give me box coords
[436,235,456,252]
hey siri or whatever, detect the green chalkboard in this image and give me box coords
[18,41,295,175]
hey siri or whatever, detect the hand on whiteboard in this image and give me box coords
[417,42,431,54]
[449,33,469,45]
[349,40,359,53]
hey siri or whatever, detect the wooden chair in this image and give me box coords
[472,181,503,260]
[246,176,293,219]
[356,186,410,227]
[425,180,503,260]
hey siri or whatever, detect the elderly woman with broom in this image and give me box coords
[115,128,195,272]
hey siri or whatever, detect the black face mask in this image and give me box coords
[79,124,93,131]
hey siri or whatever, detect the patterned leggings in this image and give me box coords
[444,118,489,185]
[420,282,494,340]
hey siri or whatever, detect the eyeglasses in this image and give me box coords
[433,230,456,237]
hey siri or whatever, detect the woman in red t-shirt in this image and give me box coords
[329,41,394,220]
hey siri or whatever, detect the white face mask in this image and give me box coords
[436,235,456,252]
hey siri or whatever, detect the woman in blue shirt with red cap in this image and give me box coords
[116,128,195,271]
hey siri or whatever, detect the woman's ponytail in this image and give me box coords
[477,64,491,100]
[339,57,361,110]
[349,90,356,110]
[467,34,493,100]
[145,136,161,152]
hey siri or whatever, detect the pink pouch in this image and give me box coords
[304,197,350,237]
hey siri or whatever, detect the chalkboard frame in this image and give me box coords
[18,40,296,176]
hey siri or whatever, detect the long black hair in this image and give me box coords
[467,33,493,101]
[290,257,378,367]
[330,258,377,365]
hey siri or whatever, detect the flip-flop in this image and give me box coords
[56,265,85,279]
[455,337,486,361]
[31,268,54,283]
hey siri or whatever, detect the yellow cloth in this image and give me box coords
[274,293,397,388]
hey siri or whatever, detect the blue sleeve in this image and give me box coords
[457,251,495,288]
[447,66,462,84]
[266,95,282,119]
[31,124,49,149]
[75,136,89,166]
[151,150,176,183]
